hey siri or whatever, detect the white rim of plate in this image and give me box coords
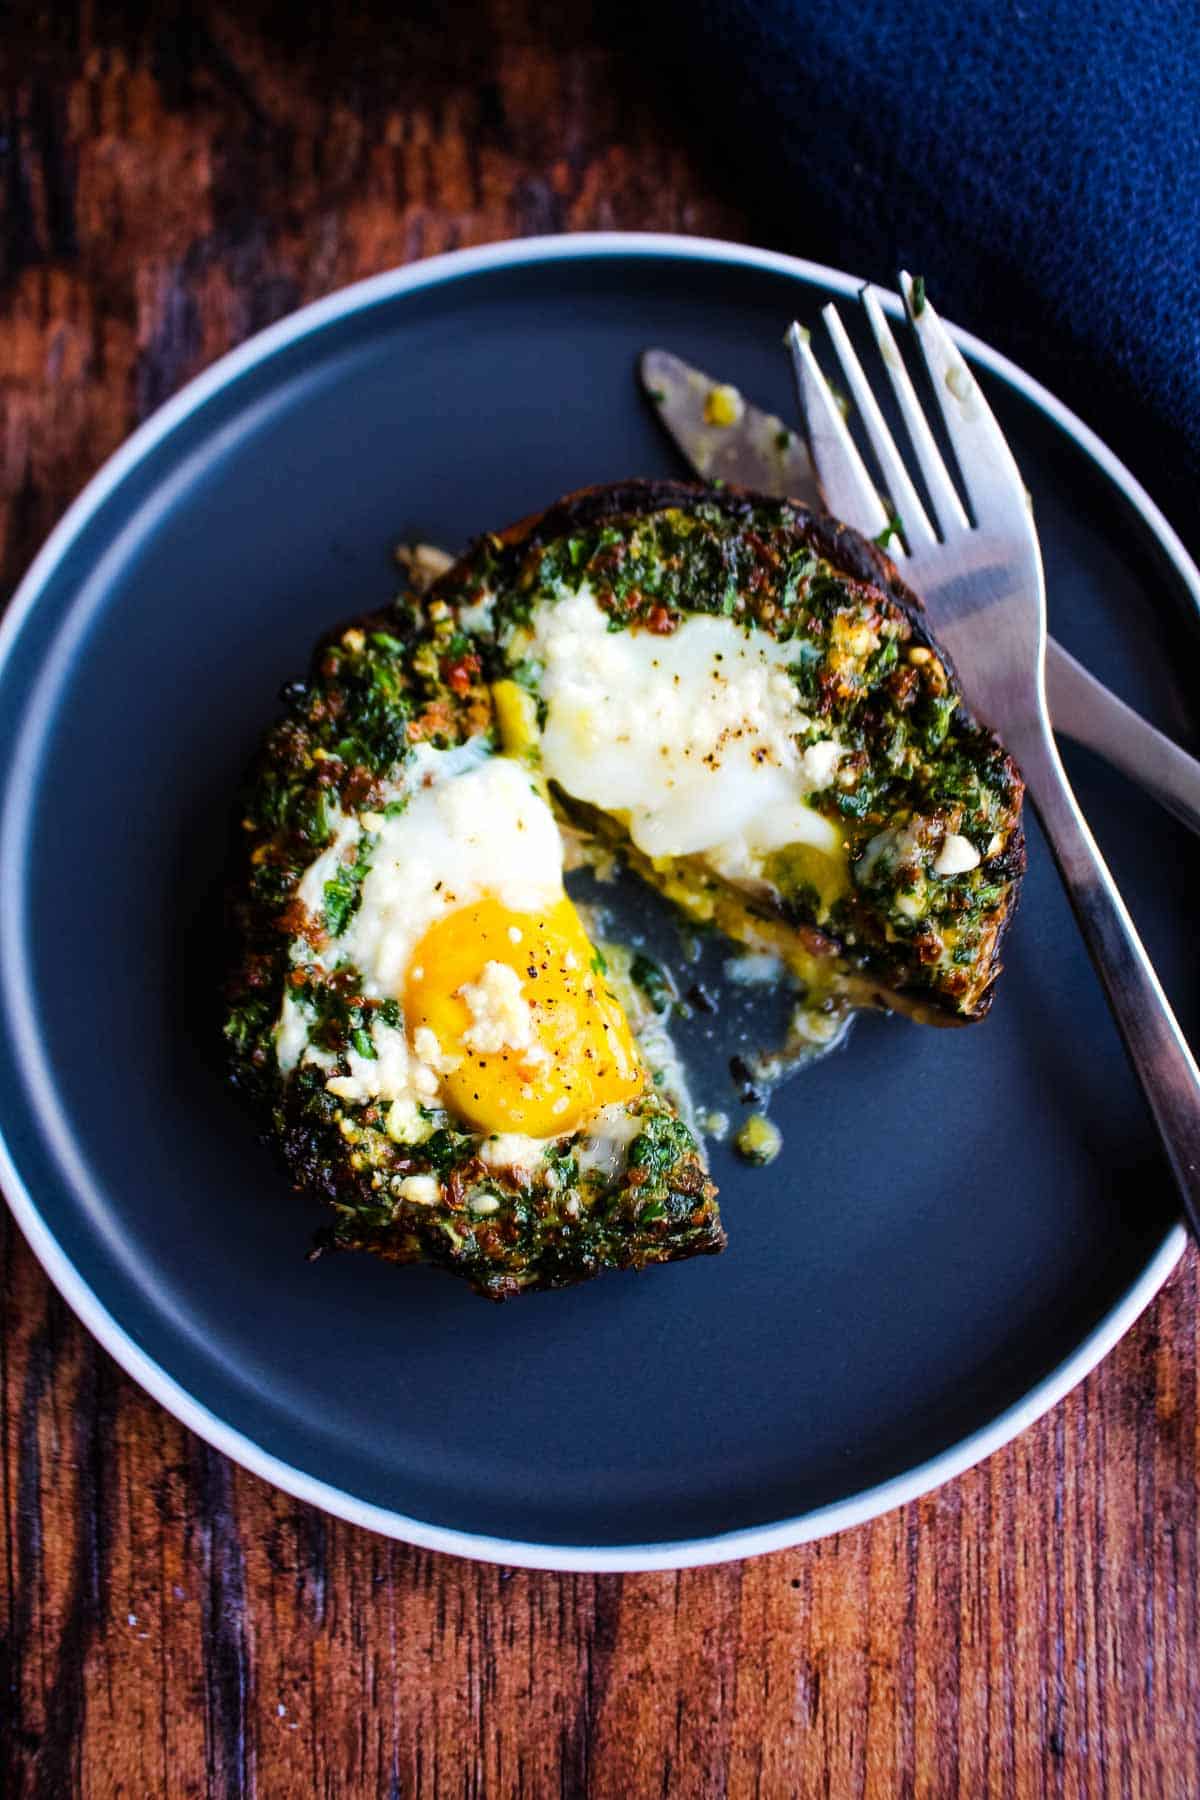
[0,231,1194,1573]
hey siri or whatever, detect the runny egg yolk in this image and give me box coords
[404,895,643,1137]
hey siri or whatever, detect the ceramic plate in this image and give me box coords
[1,235,1197,1570]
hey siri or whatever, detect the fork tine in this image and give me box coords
[897,271,1027,517]
[859,285,968,537]
[784,322,893,545]
[820,302,937,552]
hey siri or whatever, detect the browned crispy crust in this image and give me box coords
[490,477,925,605]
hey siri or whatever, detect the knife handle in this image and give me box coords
[1013,719,1200,1239]
[1045,638,1200,839]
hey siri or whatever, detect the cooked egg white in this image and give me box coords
[525,584,845,877]
[340,749,562,999]
[276,746,644,1143]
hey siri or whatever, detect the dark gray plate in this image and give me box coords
[1,237,1196,1569]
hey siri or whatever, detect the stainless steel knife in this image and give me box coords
[641,347,1200,838]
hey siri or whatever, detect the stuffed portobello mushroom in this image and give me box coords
[225,588,723,1301]
[225,479,1024,1301]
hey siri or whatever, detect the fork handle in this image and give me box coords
[1014,725,1200,1232]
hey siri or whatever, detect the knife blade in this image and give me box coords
[641,349,819,502]
[640,347,1200,838]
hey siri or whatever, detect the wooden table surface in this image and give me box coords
[2,4,1198,1794]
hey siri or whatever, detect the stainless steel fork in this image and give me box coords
[788,279,1200,1235]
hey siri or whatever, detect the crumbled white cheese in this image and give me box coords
[934,832,981,876]
[327,1022,405,1100]
[275,992,312,1074]
[457,961,536,1056]
[478,1134,548,1175]
[798,737,845,790]
[325,1020,438,1106]
[699,1110,730,1141]
[855,821,925,886]
[385,1098,432,1144]
[273,992,339,1075]
[395,1175,440,1205]
[455,584,495,634]
[411,1025,462,1075]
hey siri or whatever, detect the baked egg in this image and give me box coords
[277,746,643,1141]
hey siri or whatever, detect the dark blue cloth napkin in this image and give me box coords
[642,0,1199,547]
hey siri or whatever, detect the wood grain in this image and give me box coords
[2,4,1198,1794]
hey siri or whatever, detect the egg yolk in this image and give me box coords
[404,895,643,1136]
